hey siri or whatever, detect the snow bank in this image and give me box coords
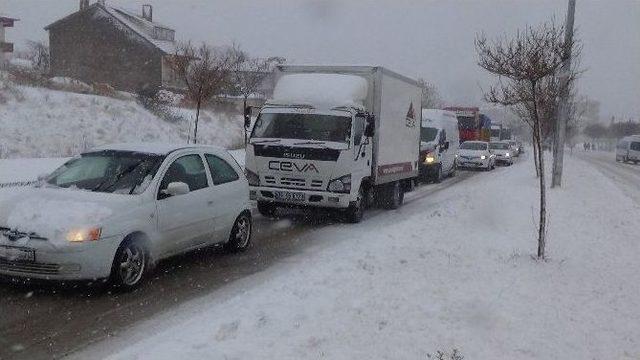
[0,81,244,158]
[270,73,368,109]
[75,155,640,359]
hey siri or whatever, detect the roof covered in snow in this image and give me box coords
[44,3,176,54]
[89,143,224,156]
[269,73,368,110]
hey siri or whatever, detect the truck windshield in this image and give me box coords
[457,115,476,130]
[421,127,438,142]
[460,142,487,150]
[252,112,352,143]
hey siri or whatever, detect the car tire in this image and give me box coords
[382,181,404,210]
[224,212,252,253]
[110,238,148,290]
[344,187,365,223]
[449,162,457,177]
[257,201,277,218]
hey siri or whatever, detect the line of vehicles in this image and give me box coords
[0,65,521,288]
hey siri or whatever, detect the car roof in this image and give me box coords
[88,143,226,155]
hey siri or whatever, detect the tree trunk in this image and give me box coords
[243,96,248,145]
[531,84,547,259]
[532,133,540,178]
[194,99,201,144]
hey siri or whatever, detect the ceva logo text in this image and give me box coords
[268,161,319,173]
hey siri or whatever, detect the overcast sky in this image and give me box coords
[1,0,639,120]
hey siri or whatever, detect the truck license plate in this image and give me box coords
[274,191,304,202]
[0,246,35,262]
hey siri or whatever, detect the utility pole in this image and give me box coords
[551,0,576,188]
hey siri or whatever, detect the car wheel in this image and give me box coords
[110,238,147,290]
[344,187,365,223]
[224,212,252,252]
[257,201,277,218]
[449,162,457,177]
[433,165,443,183]
[382,181,404,210]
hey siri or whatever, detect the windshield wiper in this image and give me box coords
[91,162,142,192]
[251,139,281,144]
[293,141,327,146]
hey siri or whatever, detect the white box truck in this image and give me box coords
[244,65,422,222]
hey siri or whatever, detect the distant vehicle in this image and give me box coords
[616,135,640,163]
[420,109,460,182]
[490,122,512,142]
[508,140,521,156]
[0,144,252,288]
[457,141,495,170]
[245,65,422,223]
[444,107,479,143]
[489,141,514,165]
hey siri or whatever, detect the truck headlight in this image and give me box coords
[505,152,510,157]
[245,169,260,186]
[480,155,487,160]
[327,174,351,193]
[67,227,102,242]
[424,152,436,164]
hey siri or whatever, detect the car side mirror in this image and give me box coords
[364,114,375,137]
[162,182,190,197]
[243,106,252,129]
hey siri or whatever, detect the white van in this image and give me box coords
[420,109,460,182]
[616,135,640,164]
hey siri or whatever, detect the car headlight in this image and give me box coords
[66,227,102,242]
[245,168,260,186]
[480,155,487,160]
[505,152,510,157]
[327,174,351,193]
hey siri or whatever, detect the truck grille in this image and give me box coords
[262,176,324,190]
[0,259,60,275]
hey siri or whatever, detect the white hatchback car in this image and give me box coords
[489,141,515,165]
[457,141,495,170]
[0,143,252,288]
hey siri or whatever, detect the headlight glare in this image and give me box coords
[66,227,102,242]
[480,155,487,160]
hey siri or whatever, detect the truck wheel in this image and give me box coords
[433,165,443,183]
[257,201,277,218]
[344,187,364,223]
[383,181,404,210]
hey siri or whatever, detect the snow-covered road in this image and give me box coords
[575,150,640,205]
[68,154,640,360]
[0,158,477,360]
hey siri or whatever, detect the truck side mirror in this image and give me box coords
[364,115,375,137]
[243,106,252,129]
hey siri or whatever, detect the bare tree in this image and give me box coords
[25,40,50,75]
[476,20,576,259]
[169,42,238,144]
[417,78,444,109]
[228,44,285,142]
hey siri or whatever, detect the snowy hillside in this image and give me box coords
[0,77,245,158]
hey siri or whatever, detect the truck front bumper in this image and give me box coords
[250,186,352,209]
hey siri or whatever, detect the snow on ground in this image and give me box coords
[0,78,245,158]
[73,154,640,359]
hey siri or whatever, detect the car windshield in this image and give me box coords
[490,142,509,150]
[251,112,352,143]
[460,142,487,150]
[421,127,439,142]
[46,150,164,194]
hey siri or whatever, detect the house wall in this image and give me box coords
[49,7,162,92]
